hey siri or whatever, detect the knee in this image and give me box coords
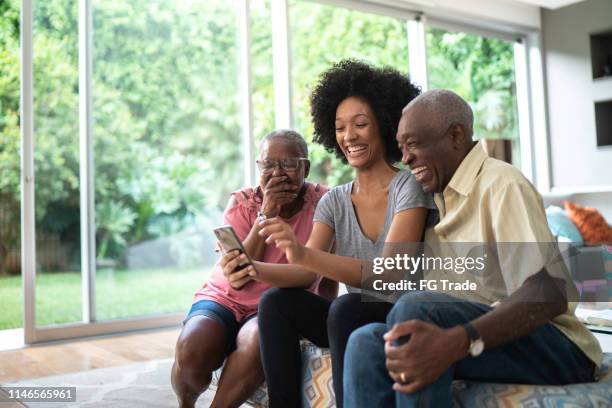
[259,287,294,318]
[327,293,360,332]
[175,323,223,374]
[235,320,260,357]
[346,324,383,352]
[258,288,301,336]
[387,291,455,325]
[345,323,386,371]
[175,333,203,372]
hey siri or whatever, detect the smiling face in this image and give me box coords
[396,106,460,193]
[334,96,385,169]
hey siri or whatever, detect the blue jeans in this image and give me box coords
[344,291,596,408]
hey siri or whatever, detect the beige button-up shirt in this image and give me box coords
[424,143,602,367]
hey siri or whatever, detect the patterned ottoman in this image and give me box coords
[210,340,333,408]
[211,343,612,408]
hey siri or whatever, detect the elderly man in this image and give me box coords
[343,90,602,407]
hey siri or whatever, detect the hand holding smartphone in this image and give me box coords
[213,225,253,273]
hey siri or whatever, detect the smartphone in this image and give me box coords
[213,225,253,272]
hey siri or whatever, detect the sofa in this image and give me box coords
[541,193,611,302]
[210,340,612,408]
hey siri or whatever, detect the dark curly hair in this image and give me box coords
[310,59,421,164]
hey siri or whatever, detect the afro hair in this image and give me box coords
[310,59,421,164]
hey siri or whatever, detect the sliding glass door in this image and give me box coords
[0,0,22,332]
[32,0,83,328]
[426,26,522,168]
[91,0,243,321]
[18,0,247,343]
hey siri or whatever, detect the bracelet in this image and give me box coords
[256,211,267,224]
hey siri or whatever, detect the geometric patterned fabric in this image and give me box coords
[212,342,612,408]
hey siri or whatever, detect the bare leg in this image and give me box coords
[171,315,227,408]
[210,317,265,408]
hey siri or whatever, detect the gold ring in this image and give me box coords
[400,372,407,384]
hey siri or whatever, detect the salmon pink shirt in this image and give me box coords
[193,182,327,322]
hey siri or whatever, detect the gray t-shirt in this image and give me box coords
[313,170,437,290]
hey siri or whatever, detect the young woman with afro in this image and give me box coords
[257,60,438,407]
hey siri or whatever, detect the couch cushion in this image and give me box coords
[209,340,333,408]
[301,341,334,408]
[212,343,612,408]
[452,353,612,407]
[545,205,584,244]
[565,201,612,245]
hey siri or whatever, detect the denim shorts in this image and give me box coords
[183,300,254,354]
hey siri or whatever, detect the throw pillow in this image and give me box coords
[564,201,612,245]
[545,205,584,245]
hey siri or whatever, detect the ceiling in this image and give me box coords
[510,0,587,9]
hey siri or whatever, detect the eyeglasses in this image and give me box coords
[256,157,308,173]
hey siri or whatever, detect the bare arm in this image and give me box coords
[250,220,335,288]
[381,208,427,256]
[260,208,429,288]
[454,268,567,354]
[251,262,317,288]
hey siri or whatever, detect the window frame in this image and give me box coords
[20,0,255,344]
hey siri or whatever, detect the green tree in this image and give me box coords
[0,0,247,269]
[0,0,22,274]
[427,28,518,142]
[89,0,244,260]
[290,0,411,186]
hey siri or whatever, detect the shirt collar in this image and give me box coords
[445,142,487,197]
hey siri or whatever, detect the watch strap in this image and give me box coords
[462,322,480,342]
[462,322,484,357]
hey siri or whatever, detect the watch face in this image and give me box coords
[470,339,485,357]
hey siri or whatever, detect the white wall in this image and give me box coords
[372,0,541,30]
[541,0,612,221]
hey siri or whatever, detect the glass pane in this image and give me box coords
[252,0,275,143]
[290,0,410,186]
[426,27,521,167]
[92,0,243,320]
[33,0,83,327]
[0,0,22,331]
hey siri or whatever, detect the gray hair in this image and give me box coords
[259,129,308,157]
[403,89,474,140]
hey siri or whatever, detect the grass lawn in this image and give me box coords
[0,274,22,330]
[0,268,209,330]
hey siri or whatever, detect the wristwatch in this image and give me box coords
[462,322,484,357]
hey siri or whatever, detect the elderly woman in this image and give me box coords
[256,60,437,407]
[171,130,328,408]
